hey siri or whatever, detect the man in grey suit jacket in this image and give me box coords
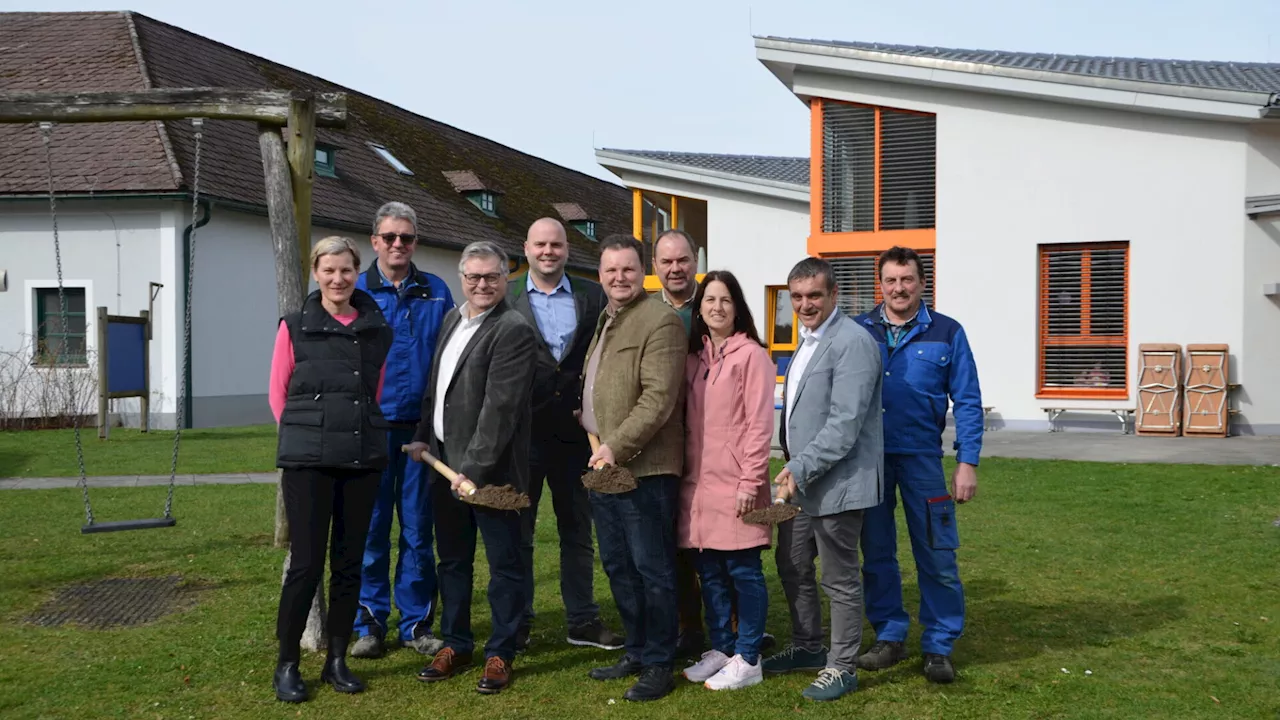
[405,240,537,696]
[762,256,884,703]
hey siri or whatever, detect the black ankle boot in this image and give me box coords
[321,637,365,693]
[273,661,307,703]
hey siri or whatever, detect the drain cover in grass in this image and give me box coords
[23,575,199,628]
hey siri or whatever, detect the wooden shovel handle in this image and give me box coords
[402,444,476,495]
[587,433,606,470]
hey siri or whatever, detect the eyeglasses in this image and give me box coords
[376,232,417,245]
[463,273,503,286]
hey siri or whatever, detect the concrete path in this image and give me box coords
[2,430,1277,490]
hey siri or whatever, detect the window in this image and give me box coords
[466,191,498,217]
[814,98,936,257]
[570,220,597,240]
[766,286,797,381]
[819,101,936,240]
[828,251,936,318]
[1037,242,1129,398]
[34,287,87,365]
[369,143,413,175]
[314,144,337,178]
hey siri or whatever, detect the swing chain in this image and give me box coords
[165,117,203,520]
[41,122,94,527]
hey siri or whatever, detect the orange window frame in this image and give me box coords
[765,285,798,382]
[1036,242,1130,400]
[809,98,937,257]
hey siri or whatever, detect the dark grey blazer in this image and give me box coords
[506,272,606,440]
[412,298,537,492]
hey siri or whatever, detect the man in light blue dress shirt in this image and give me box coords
[507,218,623,652]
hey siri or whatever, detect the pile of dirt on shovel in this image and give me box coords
[742,503,800,526]
[462,485,530,510]
[582,465,637,494]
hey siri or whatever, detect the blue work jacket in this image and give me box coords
[855,303,984,466]
[355,262,455,423]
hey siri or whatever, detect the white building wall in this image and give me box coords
[1241,125,1280,433]
[793,70,1264,431]
[601,170,810,341]
[189,208,462,427]
[0,198,175,428]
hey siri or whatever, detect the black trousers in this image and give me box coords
[277,467,380,663]
[520,433,599,627]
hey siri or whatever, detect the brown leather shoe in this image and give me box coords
[477,656,512,694]
[416,647,472,682]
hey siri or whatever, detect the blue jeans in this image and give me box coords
[860,453,965,656]
[590,474,679,669]
[354,427,436,641]
[695,548,768,664]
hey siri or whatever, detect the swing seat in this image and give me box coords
[81,517,177,534]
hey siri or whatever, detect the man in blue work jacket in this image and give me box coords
[351,201,456,659]
[853,246,982,685]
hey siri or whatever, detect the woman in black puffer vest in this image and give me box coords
[267,236,393,703]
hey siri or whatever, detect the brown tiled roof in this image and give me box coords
[0,12,180,194]
[441,170,499,194]
[552,202,592,222]
[0,11,629,270]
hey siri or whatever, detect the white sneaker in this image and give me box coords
[704,654,764,690]
[683,649,731,682]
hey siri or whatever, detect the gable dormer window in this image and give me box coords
[314,143,338,178]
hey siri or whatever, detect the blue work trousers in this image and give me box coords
[860,453,965,656]
[354,426,437,641]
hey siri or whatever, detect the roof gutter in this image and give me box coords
[1246,194,1280,217]
[595,150,810,203]
[756,37,1280,119]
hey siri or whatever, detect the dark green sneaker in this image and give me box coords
[762,643,828,674]
[856,639,906,670]
[801,668,857,701]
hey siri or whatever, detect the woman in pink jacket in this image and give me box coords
[678,270,775,691]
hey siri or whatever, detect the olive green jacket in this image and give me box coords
[582,292,686,479]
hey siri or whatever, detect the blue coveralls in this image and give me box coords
[353,262,454,642]
[854,303,984,657]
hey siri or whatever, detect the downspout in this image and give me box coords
[181,199,212,429]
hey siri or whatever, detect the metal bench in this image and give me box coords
[1043,407,1135,434]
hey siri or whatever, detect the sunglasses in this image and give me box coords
[376,232,417,245]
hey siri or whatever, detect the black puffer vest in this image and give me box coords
[276,289,394,470]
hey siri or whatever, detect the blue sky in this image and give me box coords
[5,0,1278,183]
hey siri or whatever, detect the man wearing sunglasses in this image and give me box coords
[351,201,456,660]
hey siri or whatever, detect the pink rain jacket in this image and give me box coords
[677,331,775,551]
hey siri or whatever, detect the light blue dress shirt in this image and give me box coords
[526,273,577,362]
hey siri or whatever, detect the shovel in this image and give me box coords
[741,497,801,526]
[580,433,638,493]
[401,445,530,510]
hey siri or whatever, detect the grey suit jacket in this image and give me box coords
[412,298,537,492]
[780,311,884,517]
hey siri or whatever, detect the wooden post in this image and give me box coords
[140,309,151,433]
[260,121,326,653]
[258,124,302,551]
[0,89,347,127]
[97,306,108,440]
[286,95,316,285]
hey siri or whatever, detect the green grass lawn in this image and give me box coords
[1,455,1279,719]
[0,425,279,477]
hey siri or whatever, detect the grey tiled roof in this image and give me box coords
[764,38,1280,97]
[602,149,809,187]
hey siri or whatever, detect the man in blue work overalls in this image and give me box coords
[351,201,456,659]
[853,246,983,684]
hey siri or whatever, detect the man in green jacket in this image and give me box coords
[581,234,687,702]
